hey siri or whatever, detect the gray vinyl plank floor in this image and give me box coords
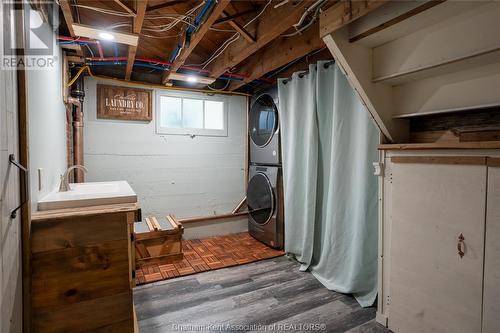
[134,256,390,333]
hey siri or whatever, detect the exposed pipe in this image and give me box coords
[70,66,86,182]
[170,0,215,62]
[87,60,274,83]
[59,41,274,83]
[65,65,252,97]
[72,106,84,182]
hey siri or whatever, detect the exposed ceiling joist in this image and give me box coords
[319,0,389,38]
[214,7,259,25]
[222,10,255,43]
[125,0,148,81]
[268,48,333,80]
[59,0,75,37]
[162,0,231,84]
[251,48,333,94]
[113,0,136,16]
[146,0,185,12]
[208,1,312,79]
[229,22,325,91]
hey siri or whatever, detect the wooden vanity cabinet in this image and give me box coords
[378,152,500,333]
[30,203,139,332]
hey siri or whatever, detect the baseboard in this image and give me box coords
[376,312,388,327]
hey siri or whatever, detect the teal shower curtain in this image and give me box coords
[278,61,379,307]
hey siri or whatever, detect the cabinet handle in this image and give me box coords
[457,233,465,258]
[9,154,29,219]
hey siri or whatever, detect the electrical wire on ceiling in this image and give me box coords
[207,79,230,91]
[187,0,273,69]
[282,0,328,37]
[69,3,135,17]
[103,2,206,40]
[209,27,236,33]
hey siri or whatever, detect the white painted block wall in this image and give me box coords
[27,44,68,210]
[83,78,248,239]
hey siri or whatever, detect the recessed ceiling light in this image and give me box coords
[187,76,198,83]
[98,32,115,41]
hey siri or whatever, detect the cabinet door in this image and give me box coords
[389,161,486,333]
[483,162,500,332]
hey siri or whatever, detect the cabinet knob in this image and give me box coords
[457,233,465,258]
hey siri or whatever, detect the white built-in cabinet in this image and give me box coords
[483,161,500,332]
[377,151,500,333]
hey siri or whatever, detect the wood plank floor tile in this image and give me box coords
[136,232,284,285]
[134,257,389,333]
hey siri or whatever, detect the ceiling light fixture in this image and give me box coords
[72,24,138,46]
[98,32,115,41]
[168,73,216,85]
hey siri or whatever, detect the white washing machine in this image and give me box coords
[247,165,284,249]
[249,91,280,165]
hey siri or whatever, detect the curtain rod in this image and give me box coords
[281,60,336,85]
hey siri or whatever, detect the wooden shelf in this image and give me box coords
[379,141,500,150]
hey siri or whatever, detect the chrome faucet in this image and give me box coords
[59,165,88,192]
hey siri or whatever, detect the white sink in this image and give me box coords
[38,181,137,211]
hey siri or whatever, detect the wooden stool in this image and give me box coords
[134,215,183,267]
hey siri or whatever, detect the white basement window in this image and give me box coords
[156,92,228,136]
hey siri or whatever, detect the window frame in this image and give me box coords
[155,91,228,137]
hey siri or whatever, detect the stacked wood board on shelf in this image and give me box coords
[134,215,184,266]
[30,203,140,332]
[376,148,500,333]
[406,108,500,144]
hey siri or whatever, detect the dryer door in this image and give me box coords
[247,172,275,225]
[249,94,278,148]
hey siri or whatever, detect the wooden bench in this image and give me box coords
[134,215,183,266]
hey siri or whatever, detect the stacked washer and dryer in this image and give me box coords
[246,89,284,249]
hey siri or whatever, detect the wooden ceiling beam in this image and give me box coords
[250,48,333,93]
[213,7,259,25]
[114,0,136,16]
[228,22,325,91]
[222,10,255,43]
[162,0,231,84]
[125,0,148,81]
[319,0,389,38]
[146,0,185,12]
[208,1,313,79]
[59,0,75,37]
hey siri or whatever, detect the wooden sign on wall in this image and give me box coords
[97,84,152,121]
